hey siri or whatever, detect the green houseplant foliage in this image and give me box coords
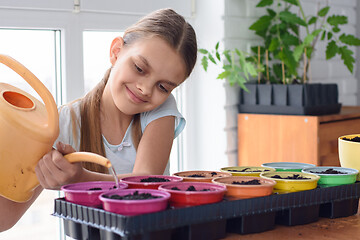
[250,0,360,83]
[199,42,260,91]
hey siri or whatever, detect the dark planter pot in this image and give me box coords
[288,84,304,107]
[304,83,321,106]
[257,84,272,106]
[238,83,341,116]
[272,84,288,106]
[240,84,257,105]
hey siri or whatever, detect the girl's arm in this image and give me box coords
[35,116,175,189]
[132,116,175,175]
[0,186,43,232]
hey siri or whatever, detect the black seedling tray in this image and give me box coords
[53,182,360,240]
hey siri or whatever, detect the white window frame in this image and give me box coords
[0,0,193,104]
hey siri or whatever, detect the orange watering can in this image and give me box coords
[0,54,111,202]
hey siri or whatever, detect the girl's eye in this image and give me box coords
[134,64,143,73]
[158,84,169,93]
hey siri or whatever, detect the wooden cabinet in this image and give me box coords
[237,106,360,167]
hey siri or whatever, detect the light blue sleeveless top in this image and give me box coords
[55,94,185,175]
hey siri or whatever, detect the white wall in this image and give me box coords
[182,0,228,171]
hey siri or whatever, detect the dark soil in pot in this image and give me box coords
[232,179,261,185]
[103,191,161,200]
[171,186,211,191]
[271,174,310,179]
[187,172,218,177]
[310,168,347,174]
[140,177,170,182]
[342,136,360,142]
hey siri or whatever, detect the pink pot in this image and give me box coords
[61,181,128,207]
[99,188,170,216]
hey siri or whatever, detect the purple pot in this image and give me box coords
[61,181,128,207]
[99,188,170,216]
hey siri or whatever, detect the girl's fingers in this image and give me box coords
[35,156,59,189]
[35,162,49,189]
[56,142,76,155]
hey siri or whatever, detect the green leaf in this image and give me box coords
[198,49,208,54]
[224,50,231,64]
[201,56,208,71]
[279,11,307,26]
[303,34,315,46]
[249,15,273,32]
[339,34,360,46]
[312,29,322,37]
[216,51,221,61]
[289,23,299,35]
[208,53,216,64]
[215,42,219,50]
[279,47,298,75]
[326,40,338,59]
[327,15,348,26]
[269,37,280,51]
[256,0,273,7]
[327,32,333,40]
[318,6,330,17]
[273,64,283,79]
[267,8,276,17]
[321,31,326,41]
[245,62,258,77]
[282,33,299,46]
[308,16,317,25]
[339,46,355,73]
[293,44,304,62]
[283,0,298,6]
[217,70,230,79]
[332,26,340,33]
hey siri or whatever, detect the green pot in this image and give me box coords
[261,162,316,172]
[302,167,358,187]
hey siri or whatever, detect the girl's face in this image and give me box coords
[108,36,186,115]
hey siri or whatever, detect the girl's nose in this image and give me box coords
[136,80,152,97]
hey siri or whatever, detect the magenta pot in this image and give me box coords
[158,182,226,207]
[120,175,183,189]
[61,181,128,207]
[99,188,170,216]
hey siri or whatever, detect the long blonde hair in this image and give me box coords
[70,8,197,173]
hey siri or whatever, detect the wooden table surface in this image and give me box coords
[222,203,360,240]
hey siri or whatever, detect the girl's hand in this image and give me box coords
[35,142,85,190]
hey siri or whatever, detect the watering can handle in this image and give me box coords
[64,152,112,168]
[0,54,59,138]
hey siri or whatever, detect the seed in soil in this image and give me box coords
[88,187,102,191]
[232,179,261,185]
[310,168,347,174]
[211,172,218,176]
[342,136,360,142]
[271,174,310,180]
[140,177,170,182]
[103,191,161,200]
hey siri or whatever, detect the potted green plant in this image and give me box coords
[199,0,360,115]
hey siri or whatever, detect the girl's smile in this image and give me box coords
[125,85,148,103]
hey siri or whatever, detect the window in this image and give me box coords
[0,29,60,240]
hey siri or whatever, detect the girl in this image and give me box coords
[1,8,197,231]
